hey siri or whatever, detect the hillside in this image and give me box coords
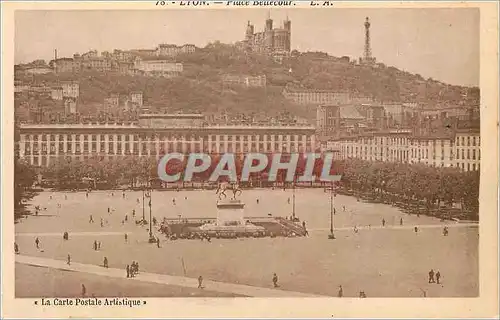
[15,42,479,122]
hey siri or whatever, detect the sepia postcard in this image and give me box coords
[1,1,499,318]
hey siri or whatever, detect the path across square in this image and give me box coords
[16,255,325,297]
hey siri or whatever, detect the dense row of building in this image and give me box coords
[15,45,193,77]
[14,15,481,173]
[17,114,316,167]
[16,109,481,173]
[326,127,480,172]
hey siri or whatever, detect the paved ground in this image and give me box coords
[15,189,479,297]
[16,256,322,297]
[16,263,240,298]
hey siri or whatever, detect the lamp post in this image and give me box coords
[149,187,154,241]
[146,178,155,243]
[142,185,145,221]
[328,180,336,239]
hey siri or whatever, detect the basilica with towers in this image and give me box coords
[238,14,291,56]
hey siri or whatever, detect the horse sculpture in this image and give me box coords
[216,181,242,200]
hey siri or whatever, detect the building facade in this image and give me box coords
[156,44,196,57]
[240,16,291,55]
[222,74,267,88]
[134,60,183,76]
[61,81,80,98]
[283,86,351,105]
[454,129,481,172]
[330,128,480,171]
[18,114,317,167]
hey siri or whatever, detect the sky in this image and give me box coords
[15,8,479,87]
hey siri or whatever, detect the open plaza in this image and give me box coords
[15,188,478,298]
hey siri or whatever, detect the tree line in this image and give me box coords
[16,155,479,219]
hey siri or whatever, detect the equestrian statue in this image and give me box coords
[215,181,242,200]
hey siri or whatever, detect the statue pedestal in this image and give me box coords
[216,199,245,226]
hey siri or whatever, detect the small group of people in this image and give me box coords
[428,269,442,284]
[126,261,140,278]
[337,285,366,298]
[93,240,102,251]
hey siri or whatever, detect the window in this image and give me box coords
[467,137,470,146]
[467,149,470,160]
[472,150,476,160]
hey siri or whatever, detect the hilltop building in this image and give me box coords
[238,13,291,56]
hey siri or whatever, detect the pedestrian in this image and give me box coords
[14,242,19,254]
[125,215,128,222]
[35,237,40,249]
[359,291,366,298]
[125,233,128,243]
[135,261,139,274]
[414,226,418,233]
[157,237,160,248]
[132,209,135,217]
[100,218,104,228]
[107,207,110,214]
[126,264,130,278]
[198,276,203,289]
[103,257,108,268]
[65,195,67,200]
[98,241,101,250]
[130,261,136,277]
[428,269,435,283]
[272,273,279,288]
[67,254,71,265]
[89,215,94,223]
[400,218,403,226]
[443,227,448,236]
[93,240,98,251]
[436,271,441,284]
[382,218,386,227]
[343,205,346,212]
[81,284,86,297]
[338,285,343,297]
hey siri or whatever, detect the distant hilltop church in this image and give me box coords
[237,13,291,56]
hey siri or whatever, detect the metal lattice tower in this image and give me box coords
[363,17,372,62]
